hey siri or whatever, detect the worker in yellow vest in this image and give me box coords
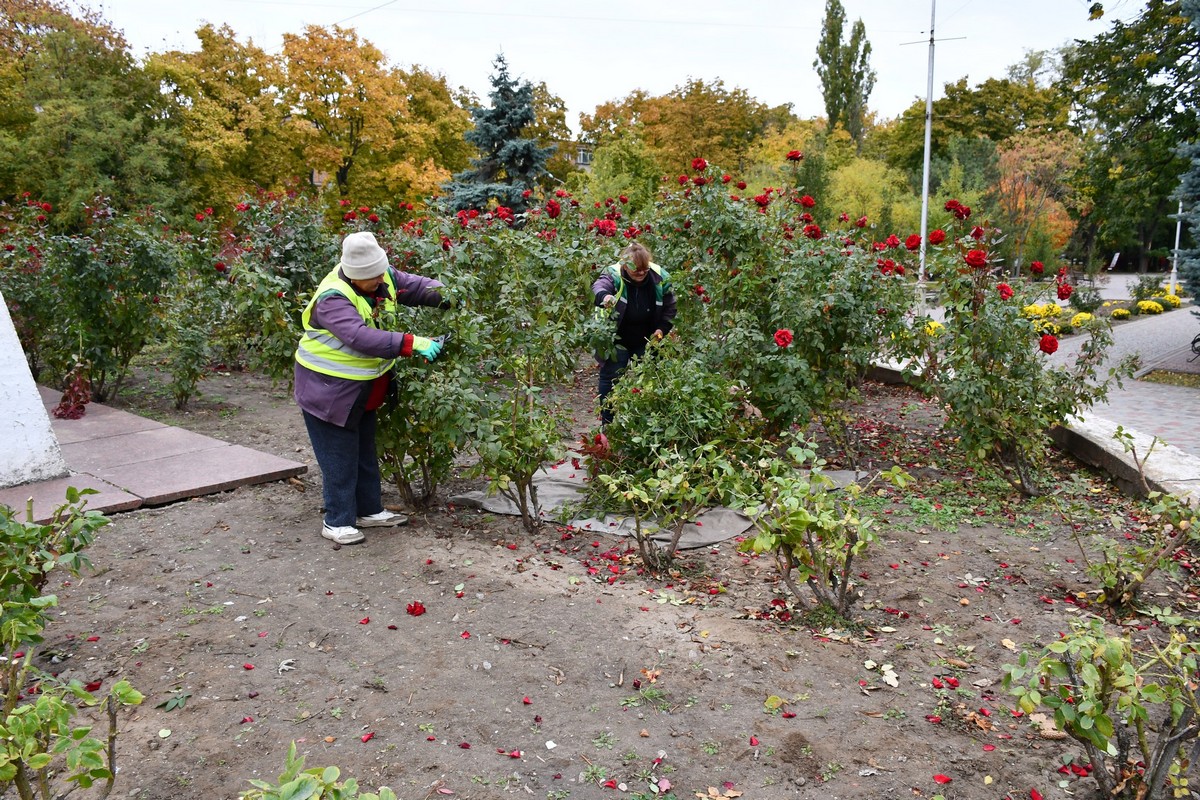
[295,231,449,545]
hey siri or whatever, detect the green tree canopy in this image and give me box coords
[0,0,187,227]
[814,0,876,149]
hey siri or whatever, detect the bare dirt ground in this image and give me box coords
[25,362,1192,800]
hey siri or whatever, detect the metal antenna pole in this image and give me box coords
[916,0,936,315]
[1170,198,1182,295]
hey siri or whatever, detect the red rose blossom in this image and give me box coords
[856,216,867,228]
[1057,283,1073,300]
[928,229,946,245]
[1039,334,1059,354]
[885,234,901,248]
[997,283,1014,300]
[774,329,793,348]
[905,234,921,251]
[545,199,561,218]
[786,150,803,161]
[691,157,708,171]
[970,225,985,240]
[677,175,688,186]
[944,199,961,212]
[799,195,816,208]
[965,249,988,269]
[1030,261,1045,275]
[693,176,708,186]
[736,181,747,190]
[803,224,822,239]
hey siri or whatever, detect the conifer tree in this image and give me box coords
[445,54,554,212]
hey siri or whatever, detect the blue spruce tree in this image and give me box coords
[445,55,554,213]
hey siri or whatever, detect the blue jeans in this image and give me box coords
[303,410,384,527]
[597,346,642,425]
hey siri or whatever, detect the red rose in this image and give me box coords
[368,214,379,223]
[878,258,895,275]
[838,212,849,222]
[799,212,813,223]
[856,216,867,228]
[721,174,732,183]
[693,176,708,186]
[954,205,971,220]
[774,329,793,348]
[691,157,708,171]
[786,150,803,161]
[799,195,816,208]
[236,202,250,212]
[619,195,629,204]
[885,234,901,248]
[905,234,921,251]
[1057,283,1073,300]
[965,249,988,269]
[970,226,985,240]
[997,283,1014,300]
[521,189,532,198]
[593,219,617,237]
[753,194,771,208]
[928,229,946,245]
[214,262,226,272]
[1039,334,1059,354]
[41,202,52,212]
[736,181,747,190]
[545,199,561,218]
[677,175,688,185]
[1030,261,1045,275]
[339,199,351,207]
[803,224,822,239]
[944,199,961,211]
[195,212,205,221]
[344,211,357,221]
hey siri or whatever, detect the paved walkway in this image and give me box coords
[0,387,306,523]
[1050,303,1200,458]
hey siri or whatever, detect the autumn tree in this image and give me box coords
[989,130,1081,274]
[528,81,579,190]
[365,66,473,208]
[147,24,302,212]
[581,79,778,173]
[1062,0,1198,272]
[880,77,1068,182]
[280,25,406,201]
[0,0,187,227]
[814,0,876,149]
[581,125,664,215]
[444,55,554,213]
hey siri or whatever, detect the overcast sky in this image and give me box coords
[97,0,1142,133]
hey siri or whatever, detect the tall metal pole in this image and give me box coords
[916,0,936,315]
[1169,198,1182,295]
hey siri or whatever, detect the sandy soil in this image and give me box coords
[22,364,1189,800]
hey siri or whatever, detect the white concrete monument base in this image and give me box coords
[0,289,67,489]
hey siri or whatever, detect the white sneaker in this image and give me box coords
[356,510,408,528]
[322,524,365,545]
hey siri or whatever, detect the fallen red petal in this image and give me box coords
[983,744,996,752]
[86,636,100,642]
[84,680,102,692]
[749,735,759,746]
[241,716,254,724]
[458,742,470,749]
[522,696,532,705]
[359,617,370,624]
[461,631,471,639]
[933,774,952,785]
[361,732,375,742]
[243,663,255,670]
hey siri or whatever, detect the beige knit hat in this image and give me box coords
[338,232,388,279]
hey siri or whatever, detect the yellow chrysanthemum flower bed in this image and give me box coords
[1022,302,1064,320]
[1137,300,1164,315]
[1070,312,1094,328]
[1110,307,1131,320]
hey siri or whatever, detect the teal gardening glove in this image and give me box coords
[410,335,443,362]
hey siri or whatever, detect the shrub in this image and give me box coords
[241,743,397,800]
[1004,617,1200,800]
[0,489,144,800]
[1068,284,1102,313]
[1131,273,1166,301]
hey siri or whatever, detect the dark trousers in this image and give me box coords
[597,345,643,425]
[302,410,383,527]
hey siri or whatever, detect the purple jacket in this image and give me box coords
[294,266,446,426]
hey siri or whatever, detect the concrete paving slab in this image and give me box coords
[61,426,225,472]
[91,445,305,506]
[50,409,166,445]
[1,387,307,522]
[0,473,141,524]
